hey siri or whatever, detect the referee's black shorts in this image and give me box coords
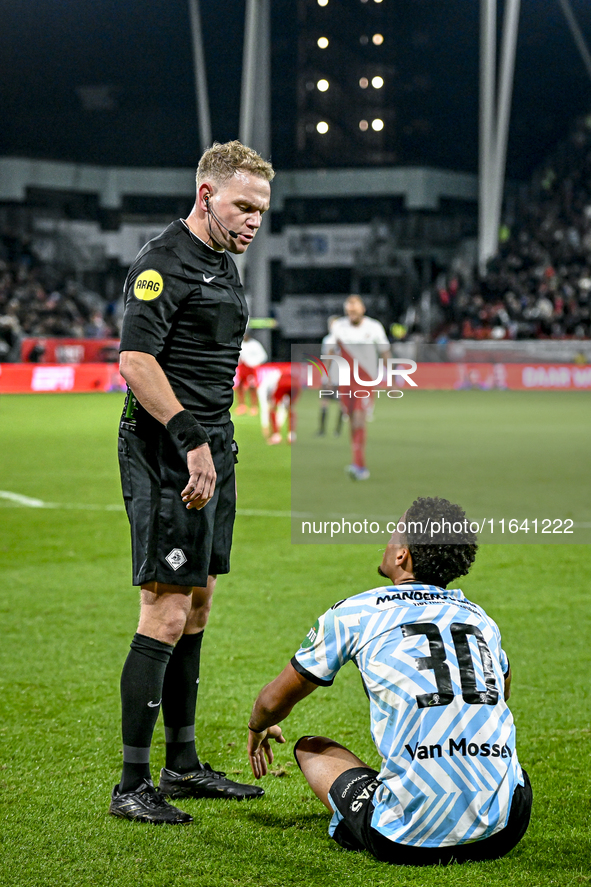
[118,414,237,588]
[327,766,532,866]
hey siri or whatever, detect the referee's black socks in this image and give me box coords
[119,633,173,793]
[162,631,204,774]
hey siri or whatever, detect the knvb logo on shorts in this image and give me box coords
[165,548,187,571]
[306,356,418,390]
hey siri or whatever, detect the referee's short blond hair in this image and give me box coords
[197,140,275,187]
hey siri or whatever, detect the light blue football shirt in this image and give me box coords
[292,583,524,847]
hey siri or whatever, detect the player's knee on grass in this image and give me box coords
[294,736,371,772]
[294,736,368,812]
[294,735,359,772]
[293,735,324,769]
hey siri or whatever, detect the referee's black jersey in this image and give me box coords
[119,220,248,424]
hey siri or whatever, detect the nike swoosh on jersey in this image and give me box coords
[203,274,216,283]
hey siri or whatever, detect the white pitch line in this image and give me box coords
[1,493,589,527]
[0,490,46,508]
[0,491,301,518]
[236,508,311,518]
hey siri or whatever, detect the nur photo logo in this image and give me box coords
[305,355,418,395]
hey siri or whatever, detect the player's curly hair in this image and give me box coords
[197,140,275,186]
[404,497,478,588]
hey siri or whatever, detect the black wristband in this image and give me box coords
[248,724,265,733]
[166,410,210,451]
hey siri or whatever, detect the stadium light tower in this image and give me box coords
[240,0,270,152]
[478,0,521,274]
[187,0,212,151]
[239,0,272,347]
[479,0,591,273]
[186,0,271,340]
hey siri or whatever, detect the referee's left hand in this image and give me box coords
[182,444,217,510]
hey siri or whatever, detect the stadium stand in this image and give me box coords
[3,115,591,357]
[0,227,117,361]
[433,114,591,342]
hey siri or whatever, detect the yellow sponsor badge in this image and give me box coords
[133,269,164,301]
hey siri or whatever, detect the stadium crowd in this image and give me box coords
[3,114,591,357]
[0,228,116,361]
[434,114,591,342]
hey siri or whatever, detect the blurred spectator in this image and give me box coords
[0,313,21,361]
[26,338,46,363]
[84,309,111,338]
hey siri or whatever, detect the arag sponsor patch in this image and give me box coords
[134,269,164,301]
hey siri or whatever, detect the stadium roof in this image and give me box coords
[0,0,590,178]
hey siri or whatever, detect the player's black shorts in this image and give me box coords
[118,414,237,588]
[328,766,532,866]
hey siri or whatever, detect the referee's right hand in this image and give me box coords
[182,444,217,510]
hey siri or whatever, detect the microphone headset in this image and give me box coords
[204,194,238,239]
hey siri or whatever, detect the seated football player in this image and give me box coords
[246,497,532,865]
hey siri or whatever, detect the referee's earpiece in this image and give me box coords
[203,193,239,239]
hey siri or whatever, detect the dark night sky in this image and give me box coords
[0,0,590,179]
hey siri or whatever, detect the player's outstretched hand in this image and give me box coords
[182,444,217,510]
[247,725,286,779]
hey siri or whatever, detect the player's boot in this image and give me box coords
[268,432,282,445]
[158,764,265,801]
[346,464,370,481]
[109,779,193,824]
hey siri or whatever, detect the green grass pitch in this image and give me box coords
[0,392,590,887]
[292,389,591,543]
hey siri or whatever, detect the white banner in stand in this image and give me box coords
[284,225,370,268]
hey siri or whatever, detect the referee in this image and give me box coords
[109,141,274,824]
